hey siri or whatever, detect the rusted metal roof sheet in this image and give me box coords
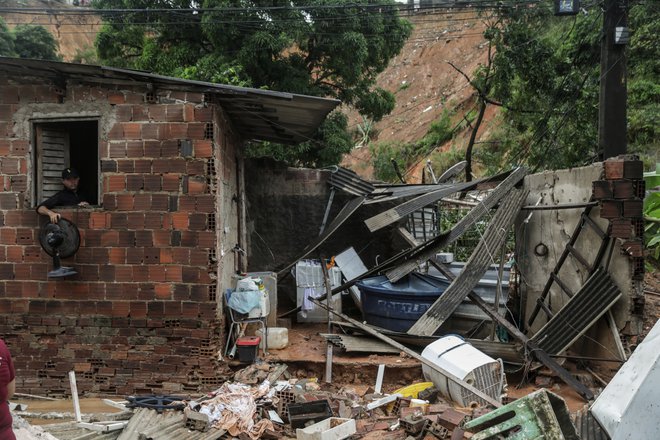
[530,268,622,355]
[0,57,339,145]
[365,183,461,204]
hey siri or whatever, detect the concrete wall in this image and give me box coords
[517,164,643,357]
[244,160,404,304]
[0,77,233,396]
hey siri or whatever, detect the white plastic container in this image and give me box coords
[294,260,343,323]
[296,417,356,440]
[421,335,505,407]
[255,327,289,350]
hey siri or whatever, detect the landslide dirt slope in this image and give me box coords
[1,0,101,61]
[342,10,498,181]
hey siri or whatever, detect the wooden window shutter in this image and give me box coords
[36,125,70,204]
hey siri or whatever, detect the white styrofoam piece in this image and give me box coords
[296,417,356,440]
[590,319,660,439]
[256,327,289,349]
[334,247,369,311]
[365,393,402,410]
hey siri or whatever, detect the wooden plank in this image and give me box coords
[311,298,503,408]
[386,167,527,282]
[567,244,592,270]
[37,125,69,203]
[550,272,574,298]
[407,188,527,336]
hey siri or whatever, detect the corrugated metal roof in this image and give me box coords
[327,166,374,197]
[530,268,622,355]
[364,179,482,232]
[320,333,401,353]
[117,408,225,440]
[0,57,340,145]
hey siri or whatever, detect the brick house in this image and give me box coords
[0,57,338,396]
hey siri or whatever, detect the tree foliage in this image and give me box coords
[0,19,60,60]
[475,0,658,174]
[93,0,412,166]
[0,17,16,57]
[13,24,60,60]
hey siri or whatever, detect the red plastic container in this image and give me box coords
[236,336,261,363]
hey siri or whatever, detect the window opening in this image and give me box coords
[33,120,99,206]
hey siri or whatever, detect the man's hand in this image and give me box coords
[48,211,61,223]
[78,201,90,207]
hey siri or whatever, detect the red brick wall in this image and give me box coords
[0,78,230,396]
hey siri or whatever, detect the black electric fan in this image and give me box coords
[38,218,80,278]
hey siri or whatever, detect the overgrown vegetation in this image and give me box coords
[473,0,658,174]
[370,109,457,182]
[0,18,60,60]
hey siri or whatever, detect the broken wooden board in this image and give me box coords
[386,167,527,282]
[407,188,527,336]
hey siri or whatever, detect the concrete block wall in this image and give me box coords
[0,78,229,396]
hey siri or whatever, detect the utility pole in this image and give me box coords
[598,0,629,159]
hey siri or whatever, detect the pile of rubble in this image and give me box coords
[25,361,571,440]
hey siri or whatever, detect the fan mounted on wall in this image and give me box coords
[38,218,80,278]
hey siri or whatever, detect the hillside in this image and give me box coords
[1,0,101,61]
[343,11,497,182]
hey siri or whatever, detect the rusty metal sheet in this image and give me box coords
[327,166,374,196]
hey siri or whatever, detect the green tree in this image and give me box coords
[474,0,658,173]
[93,0,412,166]
[0,17,16,57]
[13,24,60,60]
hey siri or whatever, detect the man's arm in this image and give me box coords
[37,205,61,224]
[36,192,62,223]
